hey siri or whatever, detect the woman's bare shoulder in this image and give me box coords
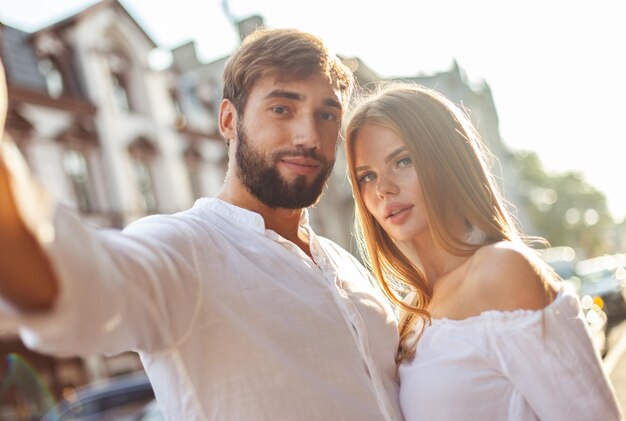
[463,241,557,312]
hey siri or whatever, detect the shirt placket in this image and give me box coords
[306,231,398,421]
[264,223,397,421]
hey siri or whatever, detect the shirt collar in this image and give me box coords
[200,198,311,234]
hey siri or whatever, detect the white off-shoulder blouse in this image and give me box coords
[398,284,622,421]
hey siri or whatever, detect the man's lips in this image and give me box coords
[279,157,321,175]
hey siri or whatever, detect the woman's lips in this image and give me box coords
[385,205,413,224]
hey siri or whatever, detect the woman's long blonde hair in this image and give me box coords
[345,83,523,361]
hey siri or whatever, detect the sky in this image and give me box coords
[1,0,625,221]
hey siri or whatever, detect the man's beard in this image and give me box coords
[235,123,334,209]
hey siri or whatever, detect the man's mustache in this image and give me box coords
[271,149,326,165]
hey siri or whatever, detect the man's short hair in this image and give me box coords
[222,28,354,115]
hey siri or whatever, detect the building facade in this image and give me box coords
[394,61,533,233]
[0,0,225,415]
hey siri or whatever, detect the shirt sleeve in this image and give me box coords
[486,292,623,421]
[4,203,204,357]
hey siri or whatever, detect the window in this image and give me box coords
[63,149,94,213]
[111,72,132,111]
[170,89,187,130]
[38,58,64,98]
[55,120,100,214]
[170,89,183,116]
[108,51,136,112]
[128,137,159,214]
[131,158,157,213]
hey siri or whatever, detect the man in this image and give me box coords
[0,28,402,420]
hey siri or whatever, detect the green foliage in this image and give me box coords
[512,150,614,257]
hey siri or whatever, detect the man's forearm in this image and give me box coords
[0,151,58,311]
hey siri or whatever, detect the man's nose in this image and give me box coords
[292,115,322,150]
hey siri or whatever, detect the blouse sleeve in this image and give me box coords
[486,290,622,421]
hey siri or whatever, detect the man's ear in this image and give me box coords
[219,99,237,141]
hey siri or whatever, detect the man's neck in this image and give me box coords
[216,184,312,257]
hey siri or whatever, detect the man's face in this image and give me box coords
[234,73,343,209]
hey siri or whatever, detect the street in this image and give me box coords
[605,319,626,412]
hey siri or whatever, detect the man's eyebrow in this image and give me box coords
[355,146,407,172]
[265,90,303,101]
[264,90,342,110]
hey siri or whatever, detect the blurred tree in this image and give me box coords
[512,151,614,257]
[614,219,626,252]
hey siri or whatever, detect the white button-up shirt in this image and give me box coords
[11,198,402,420]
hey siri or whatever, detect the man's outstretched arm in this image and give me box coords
[0,60,58,312]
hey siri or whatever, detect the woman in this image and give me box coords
[345,83,622,420]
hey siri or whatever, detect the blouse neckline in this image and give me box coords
[429,282,575,327]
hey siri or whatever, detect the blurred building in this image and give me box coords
[394,61,533,234]
[0,0,225,412]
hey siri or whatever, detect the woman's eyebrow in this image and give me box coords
[385,146,407,164]
[355,146,407,172]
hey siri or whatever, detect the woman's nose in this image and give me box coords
[376,175,399,198]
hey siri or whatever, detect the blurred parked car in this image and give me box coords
[578,293,609,357]
[43,372,164,421]
[539,246,610,357]
[539,246,577,280]
[574,254,626,323]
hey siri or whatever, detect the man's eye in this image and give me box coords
[272,106,288,114]
[397,157,412,168]
[358,172,376,184]
[320,112,338,121]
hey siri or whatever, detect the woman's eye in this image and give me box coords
[397,157,412,168]
[358,172,376,184]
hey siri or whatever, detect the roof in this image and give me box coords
[1,23,94,112]
[339,56,382,85]
[0,24,48,91]
[0,0,152,110]
[33,0,157,48]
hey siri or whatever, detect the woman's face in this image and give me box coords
[353,122,429,243]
